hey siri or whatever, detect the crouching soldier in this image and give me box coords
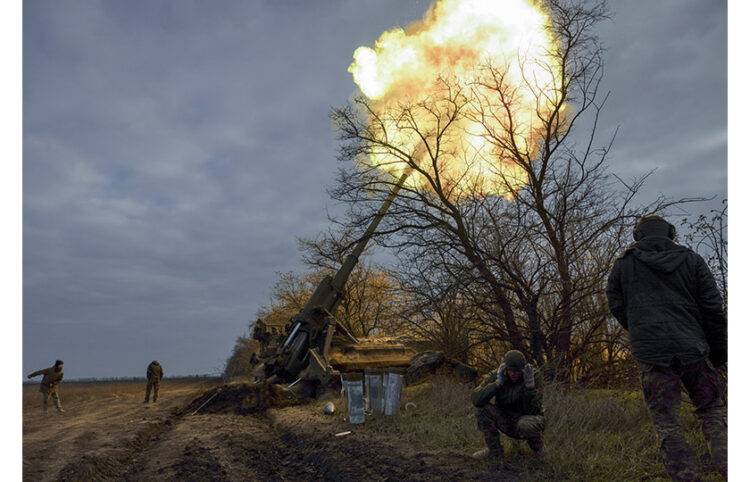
[27,359,65,413]
[471,350,544,467]
[144,360,163,403]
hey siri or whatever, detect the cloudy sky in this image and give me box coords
[22,0,727,379]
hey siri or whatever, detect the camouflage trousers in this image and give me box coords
[145,381,160,402]
[42,391,61,412]
[640,358,727,481]
[475,404,544,457]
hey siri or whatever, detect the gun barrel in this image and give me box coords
[264,171,411,382]
[300,170,411,316]
[331,171,410,290]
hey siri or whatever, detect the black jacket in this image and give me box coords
[606,236,726,366]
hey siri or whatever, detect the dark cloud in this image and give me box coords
[23,0,726,378]
[596,0,726,213]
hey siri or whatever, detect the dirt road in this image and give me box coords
[23,379,518,481]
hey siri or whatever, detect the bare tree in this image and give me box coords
[680,199,728,307]
[330,0,685,380]
[255,231,404,338]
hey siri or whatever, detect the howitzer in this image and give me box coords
[261,171,411,385]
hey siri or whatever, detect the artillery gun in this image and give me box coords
[254,172,415,389]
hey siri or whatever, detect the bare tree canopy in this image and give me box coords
[329,0,697,382]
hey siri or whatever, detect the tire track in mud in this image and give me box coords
[218,408,512,481]
[56,405,189,481]
[53,388,518,481]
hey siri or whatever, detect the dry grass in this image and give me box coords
[363,376,483,452]
[358,376,724,481]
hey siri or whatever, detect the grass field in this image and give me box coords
[363,376,724,481]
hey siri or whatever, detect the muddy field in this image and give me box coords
[23,378,522,481]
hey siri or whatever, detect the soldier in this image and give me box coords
[471,350,544,469]
[607,215,727,481]
[144,360,163,403]
[27,359,65,413]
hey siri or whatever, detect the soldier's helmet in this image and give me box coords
[633,215,676,241]
[503,350,526,371]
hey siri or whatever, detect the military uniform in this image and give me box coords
[145,361,163,403]
[607,216,727,481]
[471,354,544,459]
[28,364,64,413]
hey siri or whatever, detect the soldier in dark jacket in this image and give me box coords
[144,360,163,403]
[27,359,65,413]
[607,215,727,481]
[471,350,544,467]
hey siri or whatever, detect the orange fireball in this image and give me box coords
[348,0,562,198]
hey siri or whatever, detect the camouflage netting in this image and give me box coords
[186,381,301,415]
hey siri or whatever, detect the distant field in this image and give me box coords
[22,377,218,413]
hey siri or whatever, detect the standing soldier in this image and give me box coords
[27,359,65,413]
[144,360,163,403]
[607,215,727,481]
[471,350,544,469]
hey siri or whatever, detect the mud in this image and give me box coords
[24,380,523,481]
[185,381,301,415]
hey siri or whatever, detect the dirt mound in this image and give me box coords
[185,381,301,415]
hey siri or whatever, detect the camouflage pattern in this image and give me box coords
[640,358,727,481]
[475,403,545,457]
[42,391,62,412]
[145,361,163,402]
[28,366,64,394]
[145,381,159,402]
[28,365,64,412]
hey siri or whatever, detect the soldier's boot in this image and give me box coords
[486,449,506,472]
[481,435,504,471]
[57,408,65,413]
[526,434,544,455]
